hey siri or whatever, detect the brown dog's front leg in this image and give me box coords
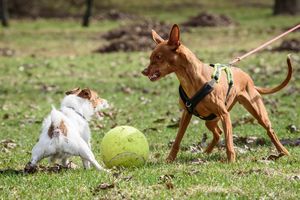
[220,112,236,162]
[166,110,192,163]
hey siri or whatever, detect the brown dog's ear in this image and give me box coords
[78,88,92,100]
[65,87,81,95]
[152,29,164,44]
[167,24,180,48]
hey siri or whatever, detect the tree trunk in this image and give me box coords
[82,0,93,27]
[0,0,9,27]
[273,0,300,15]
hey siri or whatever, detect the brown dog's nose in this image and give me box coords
[141,68,149,76]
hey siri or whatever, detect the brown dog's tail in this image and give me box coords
[255,55,293,95]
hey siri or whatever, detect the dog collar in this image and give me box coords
[65,106,87,121]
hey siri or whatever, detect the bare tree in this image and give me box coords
[274,0,300,15]
[0,0,9,27]
[82,0,93,27]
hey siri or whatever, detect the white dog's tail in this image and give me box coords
[50,106,63,127]
[48,107,68,139]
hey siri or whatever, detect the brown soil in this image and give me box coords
[273,39,300,52]
[95,20,188,53]
[0,48,15,57]
[95,9,139,21]
[181,12,236,27]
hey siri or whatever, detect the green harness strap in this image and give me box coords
[210,63,234,105]
[211,63,233,85]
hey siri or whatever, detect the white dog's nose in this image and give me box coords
[100,99,109,110]
[53,129,61,137]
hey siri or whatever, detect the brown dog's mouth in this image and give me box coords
[148,71,161,81]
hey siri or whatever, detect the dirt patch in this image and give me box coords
[181,12,236,27]
[273,39,300,52]
[284,25,300,32]
[24,162,77,174]
[95,20,188,53]
[95,9,139,21]
[280,138,300,146]
[0,139,17,153]
[0,48,15,57]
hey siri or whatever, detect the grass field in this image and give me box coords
[1,0,300,199]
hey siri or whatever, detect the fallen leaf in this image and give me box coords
[143,127,158,132]
[121,176,132,182]
[166,117,180,128]
[158,174,175,190]
[186,169,200,176]
[98,183,115,189]
[139,96,151,104]
[92,182,115,195]
[153,152,161,159]
[153,117,166,123]
[286,124,299,133]
[165,181,174,190]
[168,140,175,148]
[120,86,133,94]
[191,158,207,165]
[159,174,175,182]
[289,175,300,181]
[2,113,9,120]
[264,153,285,161]
[102,111,118,120]
[257,159,274,164]
[232,116,255,128]
[166,123,179,128]
[280,138,300,146]
[0,139,17,152]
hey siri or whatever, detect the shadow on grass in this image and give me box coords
[0,164,74,176]
[0,168,25,176]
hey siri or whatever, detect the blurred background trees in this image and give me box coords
[82,0,93,27]
[273,0,300,15]
[1,0,299,27]
[0,0,9,27]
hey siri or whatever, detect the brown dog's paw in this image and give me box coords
[165,157,175,163]
[24,162,38,174]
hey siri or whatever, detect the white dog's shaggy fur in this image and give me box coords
[25,88,109,173]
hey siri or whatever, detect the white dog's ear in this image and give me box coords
[78,88,92,100]
[65,87,81,95]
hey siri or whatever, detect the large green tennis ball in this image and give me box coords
[100,126,149,168]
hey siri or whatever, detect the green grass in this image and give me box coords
[1,0,300,199]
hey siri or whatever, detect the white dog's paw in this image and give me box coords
[24,162,38,174]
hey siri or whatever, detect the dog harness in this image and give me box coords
[179,63,233,120]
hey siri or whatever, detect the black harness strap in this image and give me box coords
[179,80,217,121]
[178,63,234,121]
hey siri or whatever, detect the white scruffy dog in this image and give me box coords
[25,87,109,173]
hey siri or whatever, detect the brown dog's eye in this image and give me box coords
[156,55,162,60]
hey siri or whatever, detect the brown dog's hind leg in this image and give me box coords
[166,110,192,163]
[238,90,289,156]
[204,120,222,154]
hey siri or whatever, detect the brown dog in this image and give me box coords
[142,24,293,162]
